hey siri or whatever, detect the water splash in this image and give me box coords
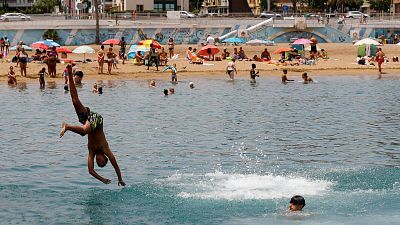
[165,171,332,200]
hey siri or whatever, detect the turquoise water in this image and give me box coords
[1,76,399,224]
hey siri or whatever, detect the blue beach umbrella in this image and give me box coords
[10,45,32,51]
[39,39,61,47]
[127,44,149,59]
[222,37,246,44]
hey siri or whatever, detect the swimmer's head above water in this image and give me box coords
[96,153,108,167]
[290,195,305,211]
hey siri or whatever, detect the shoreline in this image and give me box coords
[1,68,397,84]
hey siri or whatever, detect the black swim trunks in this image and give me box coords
[77,107,103,132]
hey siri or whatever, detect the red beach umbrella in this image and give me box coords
[56,47,72,53]
[198,45,220,56]
[102,39,121,45]
[272,47,294,54]
[31,42,49,50]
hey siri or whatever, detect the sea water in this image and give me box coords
[0,75,399,224]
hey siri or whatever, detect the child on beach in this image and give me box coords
[289,195,306,211]
[93,83,98,93]
[226,59,237,80]
[250,63,259,82]
[302,72,313,84]
[8,66,17,85]
[282,69,294,84]
[163,64,178,84]
[38,67,48,89]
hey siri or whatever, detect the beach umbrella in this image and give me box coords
[354,38,381,46]
[127,44,149,59]
[246,39,274,46]
[222,37,245,44]
[198,45,220,56]
[31,42,49,50]
[102,39,120,45]
[292,38,313,45]
[10,45,32,51]
[56,47,72,53]
[72,46,95,61]
[72,46,95,54]
[273,47,293,54]
[43,39,61,47]
[138,39,162,49]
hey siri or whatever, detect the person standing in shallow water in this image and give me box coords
[376,48,385,79]
[60,64,125,186]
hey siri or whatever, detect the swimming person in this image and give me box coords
[163,89,169,96]
[60,64,125,186]
[250,63,259,82]
[163,64,178,84]
[189,82,194,89]
[282,69,294,84]
[289,195,306,211]
[302,72,313,84]
[226,59,237,80]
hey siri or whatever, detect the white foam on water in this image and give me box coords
[166,171,332,200]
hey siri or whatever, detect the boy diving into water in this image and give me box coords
[60,64,125,186]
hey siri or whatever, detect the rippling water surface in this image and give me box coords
[1,75,399,224]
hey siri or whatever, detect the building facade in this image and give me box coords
[120,0,189,12]
[1,0,37,8]
[201,0,229,15]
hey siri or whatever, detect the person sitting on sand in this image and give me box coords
[60,64,125,186]
[261,48,271,61]
[186,47,193,60]
[253,55,262,62]
[238,47,248,60]
[320,49,329,59]
[281,69,294,84]
[233,48,239,60]
[302,72,313,83]
[134,51,144,65]
[290,195,305,211]
[8,66,17,85]
[222,48,230,60]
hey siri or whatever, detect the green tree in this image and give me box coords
[327,0,363,12]
[34,0,57,13]
[368,0,391,12]
[43,29,60,42]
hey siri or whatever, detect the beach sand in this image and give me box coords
[1,43,400,84]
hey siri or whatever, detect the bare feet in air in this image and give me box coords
[59,123,67,138]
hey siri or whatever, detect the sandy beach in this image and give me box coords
[1,43,400,83]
